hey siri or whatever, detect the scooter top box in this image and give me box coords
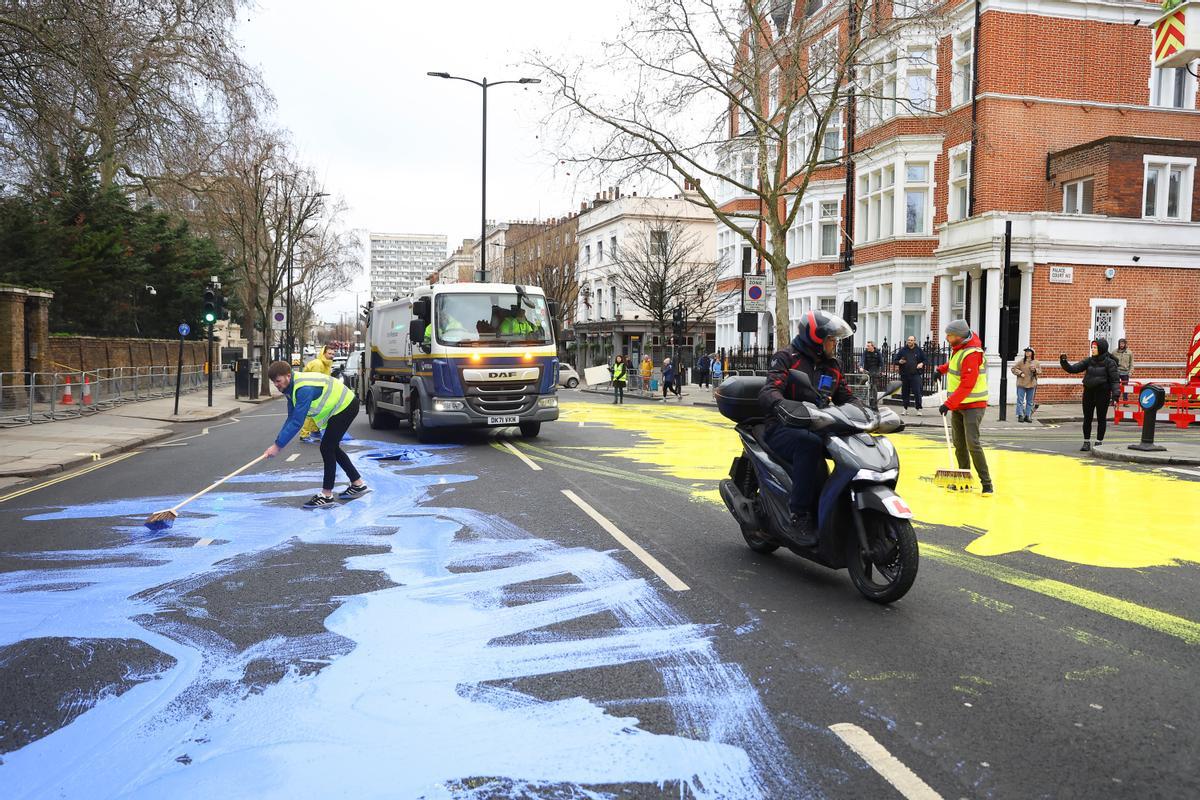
[715,376,767,422]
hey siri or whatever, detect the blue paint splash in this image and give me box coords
[1,439,807,798]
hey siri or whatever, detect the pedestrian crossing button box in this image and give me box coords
[715,376,768,423]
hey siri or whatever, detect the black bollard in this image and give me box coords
[1128,384,1167,452]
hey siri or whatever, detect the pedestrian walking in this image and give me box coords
[263,361,369,509]
[1060,339,1120,452]
[662,358,681,399]
[639,355,653,392]
[893,335,926,415]
[1010,347,1039,423]
[299,345,334,443]
[936,320,993,495]
[696,352,711,388]
[609,354,629,404]
[1114,338,1134,398]
[861,341,883,401]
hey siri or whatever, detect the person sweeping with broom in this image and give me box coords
[936,319,993,496]
[263,360,368,509]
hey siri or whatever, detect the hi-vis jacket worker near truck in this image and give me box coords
[360,283,561,442]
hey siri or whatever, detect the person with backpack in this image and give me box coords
[1060,339,1121,452]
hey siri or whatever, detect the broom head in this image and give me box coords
[143,509,178,530]
[933,468,974,492]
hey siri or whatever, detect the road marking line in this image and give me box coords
[0,451,142,504]
[561,489,689,591]
[829,723,942,800]
[501,441,542,471]
[923,543,1200,645]
[286,453,300,462]
[73,452,101,461]
[159,417,240,446]
[1163,467,1200,478]
[194,538,214,547]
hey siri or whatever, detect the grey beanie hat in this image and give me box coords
[945,319,971,338]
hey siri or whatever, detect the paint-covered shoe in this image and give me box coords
[339,484,370,500]
[303,494,338,509]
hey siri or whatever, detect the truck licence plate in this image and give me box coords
[487,416,519,425]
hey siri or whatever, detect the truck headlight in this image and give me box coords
[537,397,559,408]
[433,398,465,412]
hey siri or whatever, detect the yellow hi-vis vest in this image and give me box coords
[947,346,989,405]
[289,372,354,429]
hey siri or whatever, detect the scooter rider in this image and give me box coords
[758,310,859,537]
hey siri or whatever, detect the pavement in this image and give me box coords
[0,394,1196,797]
[1093,439,1200,466]
[0,383,279,481]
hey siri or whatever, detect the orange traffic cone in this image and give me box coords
[61,376,74,405]
[82,375,93,405]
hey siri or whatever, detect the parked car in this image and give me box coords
[558,362,580,389]
[341,349,365,390]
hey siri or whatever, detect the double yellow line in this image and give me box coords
[0,450,142,504]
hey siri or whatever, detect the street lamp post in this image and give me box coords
[427,71,540,283]
[285,191,329,362]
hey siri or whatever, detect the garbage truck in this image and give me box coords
[359,283,561,441]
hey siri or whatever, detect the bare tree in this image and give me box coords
[0,0,265,191]
[606,214,734,346]
[537,0,945,346]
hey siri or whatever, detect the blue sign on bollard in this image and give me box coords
[178,323,191,337]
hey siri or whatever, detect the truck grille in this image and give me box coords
[463,379,538,416]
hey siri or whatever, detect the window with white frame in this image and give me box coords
[1089,299,1125,344]
[1143,157,1195,221]
[1062,178,1094,215]
[892,0,928,18]
[610,235,617,258]
[902,284,926,341]
[583,244,591,265]
[857,164,895,242]
[1150,64,1196,109]
[862,42,935,128]
[905,46,934,113]
[769,68,780,116]
[904,161,932,234]
[862,51,897,127]
[819,297,837,313]
[951,28,974,108]
[787,197,840,263]
[819,201,840,257]
[950,277,966,321]
[809,31,839,91]
[651,229,670,260]
[949,145,971,221]
[597,239,604,262]
[820,108,843,161]
[739,147,756,190]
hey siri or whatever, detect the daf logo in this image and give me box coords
[488,370,517,379]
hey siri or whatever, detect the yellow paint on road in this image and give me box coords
[924,544,1200,645]
[560,402,1200,570]
[1065,665,1119,681]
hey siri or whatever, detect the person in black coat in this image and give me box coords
[893,336,926,414]
[1060,338,1120,452]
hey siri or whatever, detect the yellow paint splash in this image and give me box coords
[848,670,918,682]
[1065,665,1119,681]
[560,402,1200,570]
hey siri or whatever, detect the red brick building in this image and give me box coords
[716,0,1200,402]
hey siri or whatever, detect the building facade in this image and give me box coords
[575,188,719,370]
[509,213,581,345]
[715,0,1200,402]
[436,239,476,284]
[369,233,447,301]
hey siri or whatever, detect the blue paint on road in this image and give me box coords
[1,439,807,798]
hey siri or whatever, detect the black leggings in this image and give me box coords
[320,402,362,491]
[613,381,624,402]
[1082,387,1110,442]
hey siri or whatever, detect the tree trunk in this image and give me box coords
[770,251,790,349]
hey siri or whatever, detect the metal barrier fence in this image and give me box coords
[715,342,950,397]
[0,365,234,426]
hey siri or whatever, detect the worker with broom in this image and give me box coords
[298,345,334,443]
[263,360,369,509]
[936,320,993,496]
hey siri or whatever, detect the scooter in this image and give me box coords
[716,371,918,603]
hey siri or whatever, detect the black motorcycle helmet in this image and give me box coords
[792,309,854,359]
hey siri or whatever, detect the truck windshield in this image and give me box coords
[434,292,553,346]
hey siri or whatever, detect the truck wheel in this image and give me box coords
[519,421,541,438]
[367,397,395,430]
[410,399,435,444]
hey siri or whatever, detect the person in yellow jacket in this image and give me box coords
[298,345,333,442]
[263,360,368,509]
[639,355,653,391]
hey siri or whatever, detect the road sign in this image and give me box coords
[744,275,767,312]
[271,306,287,332]
[178,323,190,337]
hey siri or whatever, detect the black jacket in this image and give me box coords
[1060,350,1120,396]
[862,349,883,373]
[760,335,857,424]
[892,344,926,377]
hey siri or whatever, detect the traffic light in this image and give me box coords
[203,287,217,324]
[215,289,227,321]
[671,304,684,335]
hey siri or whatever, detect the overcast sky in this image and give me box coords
[237,1,634,324]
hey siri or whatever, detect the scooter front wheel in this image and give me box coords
[846,511,918,604]
[741,526,779,554]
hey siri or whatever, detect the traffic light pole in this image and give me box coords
[207,322,214,407]
[174,327,185,416]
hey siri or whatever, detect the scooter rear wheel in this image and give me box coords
[846,511,918,604]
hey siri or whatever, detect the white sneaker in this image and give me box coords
[902,408,908,416]
[915,408,923,416]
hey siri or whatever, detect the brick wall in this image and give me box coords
[47,336,210,374]
[1027,262,1200,401]
[1047,137,1200,218]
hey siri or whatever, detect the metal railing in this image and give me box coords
[0,365,234,427]
[715,342,950,397]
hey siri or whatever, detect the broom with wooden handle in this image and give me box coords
[144,454,268,529]
[933,381,974,491]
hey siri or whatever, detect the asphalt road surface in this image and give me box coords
[1,393,1196,798]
